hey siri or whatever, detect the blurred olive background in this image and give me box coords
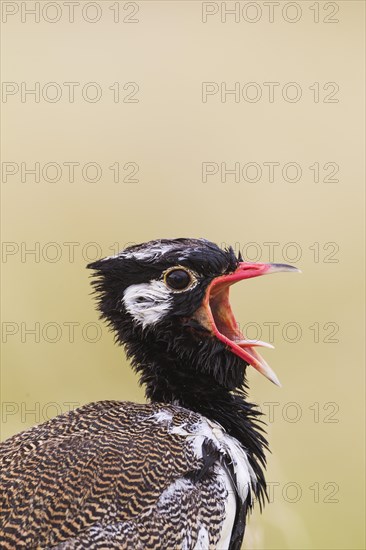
[1,2,365,549]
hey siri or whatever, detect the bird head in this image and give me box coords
[88,238,299,398]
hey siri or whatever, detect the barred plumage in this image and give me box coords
[1,401,253,549]
[0,238,298,549]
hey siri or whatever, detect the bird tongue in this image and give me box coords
[213,319,281,386]
[235,339,274,349]
[234,340,281,386]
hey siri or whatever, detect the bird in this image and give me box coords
[0,238,299,550]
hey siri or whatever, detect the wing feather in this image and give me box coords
[0,401,232,549]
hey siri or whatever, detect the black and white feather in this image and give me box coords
[0,238,270,550]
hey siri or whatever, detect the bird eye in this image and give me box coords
[163,267,196,292]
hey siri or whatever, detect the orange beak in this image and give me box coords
[192,262,300,386]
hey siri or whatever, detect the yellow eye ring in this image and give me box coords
[163,266,198,292]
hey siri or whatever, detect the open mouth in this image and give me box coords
[193,262,300,386]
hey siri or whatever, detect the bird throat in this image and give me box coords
[126,344,268,507]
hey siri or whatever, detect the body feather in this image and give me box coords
[1,401,255,549]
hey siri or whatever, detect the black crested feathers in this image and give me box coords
[0,237,272,550]
[87,238,268,509]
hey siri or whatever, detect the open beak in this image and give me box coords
[192,262,300,386]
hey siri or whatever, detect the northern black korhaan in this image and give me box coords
[0,238,299,549]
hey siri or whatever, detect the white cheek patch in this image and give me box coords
[122,280,172,328]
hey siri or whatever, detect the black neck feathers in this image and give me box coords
[124,334,268,508]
